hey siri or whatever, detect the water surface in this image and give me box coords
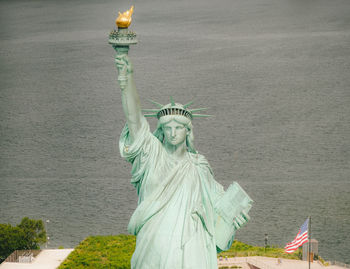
[1,0,349,263]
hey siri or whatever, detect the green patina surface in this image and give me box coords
[110,16,252,267]
[58,235,301,268]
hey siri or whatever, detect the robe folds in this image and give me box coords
[120,117,253,269]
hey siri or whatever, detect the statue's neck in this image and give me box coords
[164,142,187,160]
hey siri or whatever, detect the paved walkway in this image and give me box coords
[218,257,251,268]
[0,249,73,269]
[218,256,346,269]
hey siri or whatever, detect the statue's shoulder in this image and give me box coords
[188,152,210,167]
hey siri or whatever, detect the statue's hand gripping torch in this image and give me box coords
[114,48,131,90]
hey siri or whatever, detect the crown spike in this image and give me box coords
[170,96,175,106]
[183,100,194,109]
[192,114,212,118]
[147,99,163,109]
[142,109,160,112]
[190,108,208,113]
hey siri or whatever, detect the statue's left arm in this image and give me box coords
[198,157,253,251]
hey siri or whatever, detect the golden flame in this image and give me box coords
[116,6,134,28]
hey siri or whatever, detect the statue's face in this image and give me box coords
[162,120,188,147]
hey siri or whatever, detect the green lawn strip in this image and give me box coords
[219,240,301,260]
[58,235,135,269]
[59,235,303,268]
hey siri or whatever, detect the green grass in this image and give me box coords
[219,240,301,260]
[59,235,302,268]
[58,235,135,269]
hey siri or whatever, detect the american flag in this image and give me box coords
[285,218,309,253]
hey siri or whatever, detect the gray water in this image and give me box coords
[1,0,349,264]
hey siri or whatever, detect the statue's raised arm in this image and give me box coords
[115,54,142,141]
[109,6,141,141]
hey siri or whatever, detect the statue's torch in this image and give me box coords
[109,6,137,90]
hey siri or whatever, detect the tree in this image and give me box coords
[17,217,47,249]
[0,217,47,263]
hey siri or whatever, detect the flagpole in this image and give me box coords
[309,216,311,269]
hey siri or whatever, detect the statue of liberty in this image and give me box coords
[110,7,253,269]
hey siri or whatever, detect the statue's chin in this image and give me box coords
[164,139,186,149]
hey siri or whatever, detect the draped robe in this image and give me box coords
[120,117,252,269]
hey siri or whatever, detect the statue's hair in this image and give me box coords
[153,115,196,154]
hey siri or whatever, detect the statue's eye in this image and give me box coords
[176,126,183,130]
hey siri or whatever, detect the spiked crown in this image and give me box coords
[142,97,211,120]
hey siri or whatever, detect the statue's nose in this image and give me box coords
[171,128,176,137]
